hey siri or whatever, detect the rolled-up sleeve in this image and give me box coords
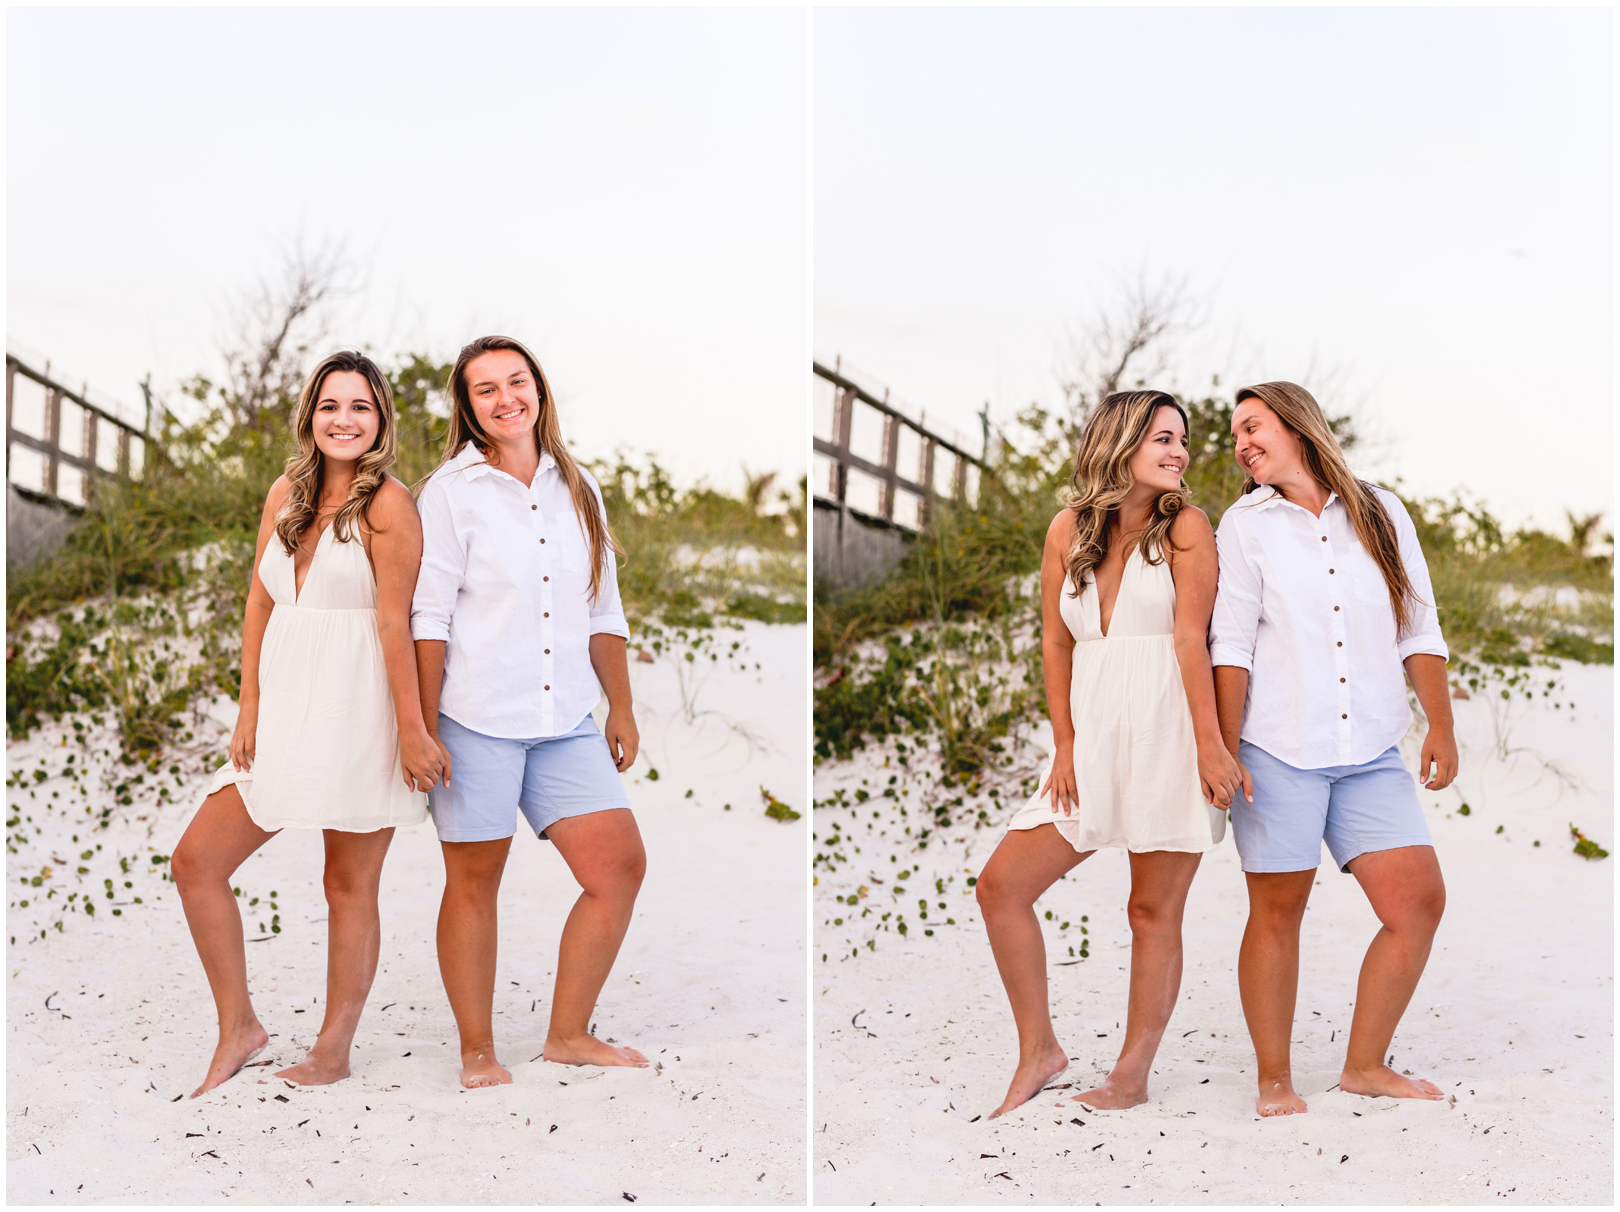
[1387,493,1449,663]
[1208,513,1262,671]
[410,477,464,642]
[585,475,630,640]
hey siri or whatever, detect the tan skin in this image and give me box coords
[171,370,442,1097]
[977,406,1245,1118]
[1216,397,1457,1117]
[417,348,648,1090]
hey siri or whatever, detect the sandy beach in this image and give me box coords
[812,660,1612,1205]
[7,619,808,1206]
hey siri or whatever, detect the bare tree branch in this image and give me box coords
[1057,271,1202,426]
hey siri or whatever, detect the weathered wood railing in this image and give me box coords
[6,349,149,509]
[812,358,982,532]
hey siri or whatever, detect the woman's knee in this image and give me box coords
[974,867,1025,915]
[170,838,215,895]
[323,865,379,907]
[583,843,646,899]
[1126,895,1179,937]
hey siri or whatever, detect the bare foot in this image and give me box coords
[1339,1064,1443,1101]
[275,1051,351,1086]
[988,1044,1069,1119]
[1257,1075,1308,1116]
[191,1022,270,1098]
[1071,1075,1148,1110]
[542,1033,649,1068]
[460,1048,513,1088]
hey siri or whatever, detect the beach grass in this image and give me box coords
[6,353,805,761]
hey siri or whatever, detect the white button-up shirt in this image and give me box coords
[411,443,630,739]
[1209,484,1448,770]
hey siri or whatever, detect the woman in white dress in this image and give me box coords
[976,390,1246,1118]
[172,351,442,1097]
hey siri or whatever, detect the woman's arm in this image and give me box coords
[230,478,289,772]
[1165,508,1244,808]
[1405,654,1457,790]
[1038,510,1079,815]
[366,478,444,793]
[588,634,638,772]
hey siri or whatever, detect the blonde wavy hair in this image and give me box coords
[1064,390,1190,598]
[427,335,622,602]
[274,350,397,557]
[1234,381,1417,637]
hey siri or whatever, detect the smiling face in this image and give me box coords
[311,370,380,464]
[1231,397,1306,487]
[464,349,542,451]
[1125,404,1190,497]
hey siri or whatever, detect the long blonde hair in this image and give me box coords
[429,335,621,601]
[1063,390,1189,598]
[1235,381,1417,637]
[274,350,397,556]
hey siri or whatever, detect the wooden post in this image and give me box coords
[833,386,855,504]
[879,413,900,520]
[43,387,62,497]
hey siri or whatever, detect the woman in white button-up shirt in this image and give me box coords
[1209,381,1457,1118]
[411,336,646,1089]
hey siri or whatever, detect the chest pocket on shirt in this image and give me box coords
[549,511,593,578]
[1346,541,1394,612]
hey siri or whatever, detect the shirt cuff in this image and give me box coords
[588,614,631,640]
[410,616,451,642]
[1397,637,1450,662]
[1208,643,1255,672]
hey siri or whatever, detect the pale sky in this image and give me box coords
[9,7,808,496]
[815,7,1614,533]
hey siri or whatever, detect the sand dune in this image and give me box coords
[812,661,1612,1205]
[8,620,807,1206]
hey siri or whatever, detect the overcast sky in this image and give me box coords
[815,7,1613,533]
[9,7,808,495]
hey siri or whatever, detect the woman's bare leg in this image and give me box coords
[438,836,515,1088]
[1339,845,1446,1100]
[1238,868,1317,1115]
[1073,850,1202,1109]
[171,784,278,1097]
[277,828,396,1085]
[975,823,1091,1118]
[541,809,648,1067]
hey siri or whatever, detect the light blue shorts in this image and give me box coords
[1230,742,1432,874]
[429,714,629,844]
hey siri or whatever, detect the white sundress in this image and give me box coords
[1005,544,1226,853]
[199,523,428,833]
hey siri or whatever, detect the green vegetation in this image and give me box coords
[7,350,804,763]
[814,391,1612,767]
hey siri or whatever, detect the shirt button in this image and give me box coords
[544,612,550,618]
[1333,605,1340,611]
[1336,641,1342,647]
[1321,536,1327,542]
[544,649,550,654]
[541,538,546,544]
[1329,568,1335,574]
[1340,678,1346,683]
[531,505,537,511]
[544,576,550,582]
[544,685,550,691]
[1341,713,1348,719]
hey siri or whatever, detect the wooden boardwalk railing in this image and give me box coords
[6,349,149,509]
[812,358,982,533]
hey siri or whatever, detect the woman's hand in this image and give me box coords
[1198,741,1250,810]
[1042,744,1079,817]
[604,709,639,773]
[229,706,257,772]
[430,730,453,787]
[401,727,445,793]
[1419,723,1459,790]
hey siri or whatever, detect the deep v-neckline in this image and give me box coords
[292,522,333,604]
[1094,546,1137,639]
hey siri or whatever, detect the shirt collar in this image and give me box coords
[445,441,557,484]
[1246,484,1341,515]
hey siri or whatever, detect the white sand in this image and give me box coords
[7,620,807,1206]
[813,661,1612,1204]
